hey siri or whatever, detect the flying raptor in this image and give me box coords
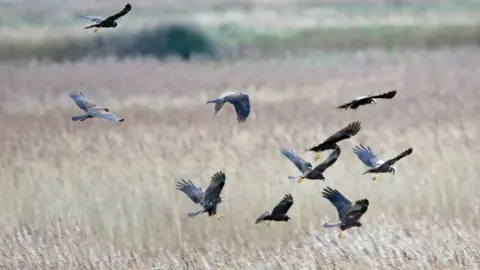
[255,194,293,227]
[69,91,124,123]
[306,121,361,161]
[81,3,132,33]
[337,90,397,110]
[322,187,369,239]
[206,92,251,123]
[176,171,227,220]
[282,146,341,183]
[352,144,413,180]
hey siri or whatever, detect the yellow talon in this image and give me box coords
[345,106,350,110]
[298,177,305,184]
[314,153,322,162]
[94,28,100,33]
[267,221,273,227]
[373,175,379,181]
[214,214,226,220]
[338,231,343,239]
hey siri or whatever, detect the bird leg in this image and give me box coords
[94,28,100,33]
[338,230,343,239]
[214,214,226,220]
[298,177,306,184]
[314,152,323,162]
[372,174,380,181]
[266,221,273,227]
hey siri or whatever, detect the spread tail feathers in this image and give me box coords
[72,114,90,122]
[323,222,342,228]
[188,210,204,218]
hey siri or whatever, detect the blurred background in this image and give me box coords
[2,0,480,62]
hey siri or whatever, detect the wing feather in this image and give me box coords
[80,15,105,23]
[369,90,397,100]
[227,93,250,123]
[322,187,352,221]
[176,179,205,204]
[271,194,294,216]
[203,171,226,207]
[69,91,97,112]
[280,148,312,174]
[352,144,384,168]
[89,109,124,122]
[105,3,132,21]
[307,121,361,152]
[310,146,341,173]
[384,148,413,166]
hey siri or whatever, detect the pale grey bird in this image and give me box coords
[69,91,124,123]
[206,92,250,122]
[281,146,341,183]
[352,144,413,180]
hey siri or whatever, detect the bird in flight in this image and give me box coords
[306,121,361,162]
[282,146,341,183]
[81,3,132,33]
[69,91,124,123]
[255,194,294,227]
[337,90,397,110]
[352,144,413,180]
[322,187,369,239]
[176,171,227,220]
[206,92,251,123]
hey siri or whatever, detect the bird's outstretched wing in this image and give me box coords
[176,179,205,205]
[307,121,361,152]
[368,90,397,100]
[383,148,413,166]
[69,91,98,112]
[226,93,250,122]
[346,199,369,221]
[322,187,352,221]
[271,194,294,217]
[280,148,312,174]
[105,3,132,21]
[89,109,124,122]
[80,15,105,23]
[203,171,226,206]
[310,146,341,173]
[255,211,270,224]
[352,144,385,168]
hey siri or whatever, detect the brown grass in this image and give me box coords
[1,47,480,269]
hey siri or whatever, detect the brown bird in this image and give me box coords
[255,194,294,227]
[322,187,369,239]
[337,90,397,110]
[306,121,361,161]
[81,3,132,33]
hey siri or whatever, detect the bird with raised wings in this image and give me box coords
[176,171,227,220]
[206,92,250,123]
[281,146,341,183]
[322,187,369,239]
[69,91,124,123]
[352,144,413,180]
[337,90,397,110]
[306,121,361,162]
[81,3,132,33]
[256,194,294,227]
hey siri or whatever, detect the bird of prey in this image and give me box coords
[206,92,251,123]
[256,194,293,227]
[282,146,341,183]
[337,90,397,110]
[81,3,132,33]
[306,121,361,162]
[352,144,413,180]
[176,171,227,220]
[322,187,369,239]
[69,91,124,123]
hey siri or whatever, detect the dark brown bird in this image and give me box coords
[337,90,397,110]
[286,146,341,183]
[81,3,132,33]
[322,187,369,239]
[255,194,294,227]
[306,121,361,161]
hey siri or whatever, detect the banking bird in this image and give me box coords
[81,3,132,33]
[353,144,413,180]
[282,146,341,183]
[306,121,361,162]
[176,171,227,220]
[255,194,293,227]
[69,91,124,123]
[206,92,250,123]
[337,90,397,110]
[322,187,369,239]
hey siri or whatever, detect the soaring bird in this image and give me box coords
[306,121,361,161]
[322,187,369,239]
[352,144,413,180]
[283,146,341,183]
[206,92,250,123]
[69,91,124,123]
[176,171,227,220]
[81,3,132,33]
[255,194,293,226]
[337,90,397,110]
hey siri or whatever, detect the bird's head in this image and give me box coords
[389,166,396,175]
[112,22,118,27]
[356,221,362,227]
[219,196,224,202]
